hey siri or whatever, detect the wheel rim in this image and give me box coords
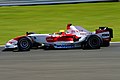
[89,37,100,48]
[19,38,30,49]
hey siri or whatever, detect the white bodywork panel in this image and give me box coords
[97,31,110,39]
[5,39,18,49]
[28,34,50,43]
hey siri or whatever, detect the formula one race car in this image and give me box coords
[3,24,113,51]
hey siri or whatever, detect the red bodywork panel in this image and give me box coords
[13,35,26,40]
[96,29,108,34]
[46,34,76,42]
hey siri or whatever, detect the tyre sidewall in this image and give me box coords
[87,35,101,49]
[18,37,32,51]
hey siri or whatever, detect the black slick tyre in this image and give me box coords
[82,35,101,49]
[17,37,32,51]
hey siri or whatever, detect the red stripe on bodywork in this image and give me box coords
[96,29,108,34]
[46,34,75,42]
[13,35,26,40]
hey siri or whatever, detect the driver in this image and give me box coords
[58,30,65,35]
[54,30,65,35]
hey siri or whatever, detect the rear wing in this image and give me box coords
[98,27,113,38]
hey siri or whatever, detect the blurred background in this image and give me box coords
[0,0,118,6]
[0,0,119,44]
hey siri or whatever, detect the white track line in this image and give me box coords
[0,45,4,47]
[110,42,120,43]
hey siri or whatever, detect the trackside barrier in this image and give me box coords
[0,0,119,6]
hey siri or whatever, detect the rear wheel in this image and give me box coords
[82,35,101,49]
[18,37,32,51]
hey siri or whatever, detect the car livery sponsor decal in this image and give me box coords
[54,44,74,48]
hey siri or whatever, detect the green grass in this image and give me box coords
[0,2,120,45]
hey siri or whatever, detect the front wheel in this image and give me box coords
[17,37,32,51]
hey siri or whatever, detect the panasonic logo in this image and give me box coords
[54,44,74,48]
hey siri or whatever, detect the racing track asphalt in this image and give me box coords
[0,43,120,80]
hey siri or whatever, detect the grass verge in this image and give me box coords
[0,2,120,44]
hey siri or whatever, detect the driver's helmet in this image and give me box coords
[58,30,65,35]
[59,30,65,32]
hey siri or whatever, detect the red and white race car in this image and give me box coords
[3,24,113,51]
